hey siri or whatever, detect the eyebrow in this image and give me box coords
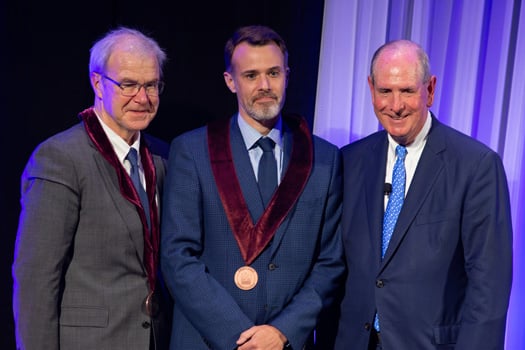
[241,66,283,74]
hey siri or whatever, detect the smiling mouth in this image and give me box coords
[390,114,406,120]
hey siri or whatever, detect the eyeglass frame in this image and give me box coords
[97,73,165,97]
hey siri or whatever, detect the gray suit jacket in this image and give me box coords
[13,119,171,350]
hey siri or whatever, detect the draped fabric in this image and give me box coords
[314,1,524,348]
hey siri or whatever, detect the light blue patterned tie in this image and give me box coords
[127,148,150,229]
[375,144,407,331]
[382,145,407,257]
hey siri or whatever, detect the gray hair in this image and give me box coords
[89,27,167,77]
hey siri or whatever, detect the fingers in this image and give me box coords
[236,325,287,350]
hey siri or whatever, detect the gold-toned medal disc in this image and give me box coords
[234,266,258,290]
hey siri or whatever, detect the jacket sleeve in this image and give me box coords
[13,140,80,350]
[455,150,513,349]
[160,133,254,350]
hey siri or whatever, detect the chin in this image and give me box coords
[131,119,153,130]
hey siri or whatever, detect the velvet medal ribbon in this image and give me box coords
[79,107,159,294]
[207,114,313,265]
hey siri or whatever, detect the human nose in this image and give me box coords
[258,75,270,90]
[389,93,405,113]
[133,85,150,102]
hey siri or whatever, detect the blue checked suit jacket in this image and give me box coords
[161,116,345,350]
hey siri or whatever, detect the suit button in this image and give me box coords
[268,263,277,270]
[142,321,151,329]
[376,279,385,288]
[364,322,372,330]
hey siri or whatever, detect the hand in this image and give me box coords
[236,325,287,350]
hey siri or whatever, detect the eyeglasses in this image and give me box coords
[100,74,165,97]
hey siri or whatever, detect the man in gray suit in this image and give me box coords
[12,27,172,350]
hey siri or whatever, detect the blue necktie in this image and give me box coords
[382,145,407,257]
[375,144,407,331]
[257,137,277,207]
[127,148,150,228]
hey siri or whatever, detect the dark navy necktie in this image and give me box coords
[375,144,407,331]
[126,148,150,228]
[257,137,277,207]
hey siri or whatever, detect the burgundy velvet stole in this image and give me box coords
[207,115,313,265]
[79,107,159,293]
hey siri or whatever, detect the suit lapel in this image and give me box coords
[229,119,265,222]
[365,135,389,265]
[152,155,165,218]
[269,125,294,252]
[91,144,146,265]
[227,117,310,260]
[381,118,446,268]
[281,124,292,173]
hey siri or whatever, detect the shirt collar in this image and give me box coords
[94,112,141,164]
[387,111,432,154]
[237,113,283,150]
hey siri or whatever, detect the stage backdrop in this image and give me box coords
[314,0,524,348]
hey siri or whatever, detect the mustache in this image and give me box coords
[252,92,278,101]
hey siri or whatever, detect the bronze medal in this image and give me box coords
[234,266,258,290]
[142,291,159,317]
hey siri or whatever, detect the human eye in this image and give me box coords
[401,87,416,94]
[120,82,139,93]
[268,69,281,78]
[243,71,257,80]
[120,80,138,88]
[144,81,158,92]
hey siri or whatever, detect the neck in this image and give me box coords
[240,113,280,135]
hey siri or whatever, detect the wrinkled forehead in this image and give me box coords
[374,49,423,82]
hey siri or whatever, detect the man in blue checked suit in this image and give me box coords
[331,40,513,350]
[161,25,345,350]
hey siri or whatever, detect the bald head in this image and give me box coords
[370,40,431,86]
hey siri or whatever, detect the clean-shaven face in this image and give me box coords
[368,47,436,145]
[92,44,160,144]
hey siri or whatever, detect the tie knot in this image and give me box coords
[257,137,275,152]
[396,145,407,160]
[127,148,139,166]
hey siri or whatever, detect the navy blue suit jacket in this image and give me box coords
[161,116,345,350]
[333,116,512,349]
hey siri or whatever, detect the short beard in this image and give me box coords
[246,92,284,122]
[247,102,280,121]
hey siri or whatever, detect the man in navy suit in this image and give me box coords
[332,40,513,349]
[161,25,345,350]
